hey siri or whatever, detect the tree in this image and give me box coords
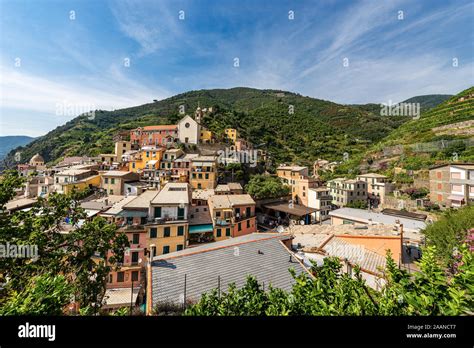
[422,205,474,266]
[185,245,473,316]
[346,200,368,209]
[245,174,290,200]
[0,273,72,315]
[0,171,129,314]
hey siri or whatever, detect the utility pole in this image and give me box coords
[130,279,134,315]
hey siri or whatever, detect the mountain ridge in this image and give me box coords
[2,88,460,170]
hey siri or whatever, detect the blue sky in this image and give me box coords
[0,0,473,136]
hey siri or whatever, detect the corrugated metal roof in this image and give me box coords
[151,233,307,305]
[329,208,426,232]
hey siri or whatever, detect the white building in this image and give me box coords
[177,115,200,145]
[356,173,394,205]
[307,187,332,222]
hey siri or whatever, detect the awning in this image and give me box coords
[263,202,317,216]
[447,195,464,201]
[189,224,214,234]
[118,210,148,217]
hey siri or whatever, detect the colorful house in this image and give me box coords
[190,156,218,189]
[129,146,164,173]
[146,183,192,256]
[208,194,257,241]
[130,125,178,147]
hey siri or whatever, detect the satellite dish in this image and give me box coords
[276,225,285,233]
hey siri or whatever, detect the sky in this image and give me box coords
[0,0,473,137]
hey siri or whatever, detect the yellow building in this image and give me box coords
[60,174,101,195]
[147,222,188,256]
[147,183,191,256]
[276,165,319,206]
[200,130,214,144]
[224,128,238,143]
[129,146,164,173]
[189,156,218,189]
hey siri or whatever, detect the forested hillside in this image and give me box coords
[3,88,413,168]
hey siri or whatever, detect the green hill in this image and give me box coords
[3,87,413,169]
[399,94,453,113]
[0,136,35,160]
[338,87,474,175]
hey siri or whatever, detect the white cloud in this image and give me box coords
[0,65,171,136]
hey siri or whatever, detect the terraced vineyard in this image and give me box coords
[328,87,474,177]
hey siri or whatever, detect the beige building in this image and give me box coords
[147,183,192,255]
[356,173,394,204]
[29,153,45,167]
[101,171,140,195]
[307,187,333,222]
[276,165,318,206]
[327,178,368,207]
[429,163,474,208]
[115,141,133,160]
[190,156,218,189]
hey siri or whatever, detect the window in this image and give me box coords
[437,183,442,190]
[452,184,463,192]
[235,207,240,216]
[247,220,250,228]
[177,226,184,236]
[104,178,109,184]
[246,207,251,217]
[177,244,183,251]
[216,228,221,237]
[131,271,139,282]
[132,234,140,244]
[163,246,170,254]
[131,252,139,264]
[470,186,474,193]
[150,228,157,238]
[177,207,185,219]
[109,189,113,194]
[164,227,171,237]
[205,173,209,179]
[108,274,113,283]
[216,211,221,217]
[117,272,124,282]
[238,222,242,231]
[437,171,442,179]
[154,207,161,218]
[226,228,231,236]
[451,172,461,179]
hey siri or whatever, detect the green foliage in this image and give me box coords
[346,200,368,209]
[0,172,129,314]
[3,88,413,169]
[185,245,473,316]
[0,273,72,315]
[354,87,474,174]
[422,205,474,266]
[245,174,290,200]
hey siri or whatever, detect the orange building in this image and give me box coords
[130,125,178,147]
[208,194,257,241]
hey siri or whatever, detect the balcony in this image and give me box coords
[148,216,187,224]
[232,214,256,223]
[214,218,232,226]
[118,223,145,231]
